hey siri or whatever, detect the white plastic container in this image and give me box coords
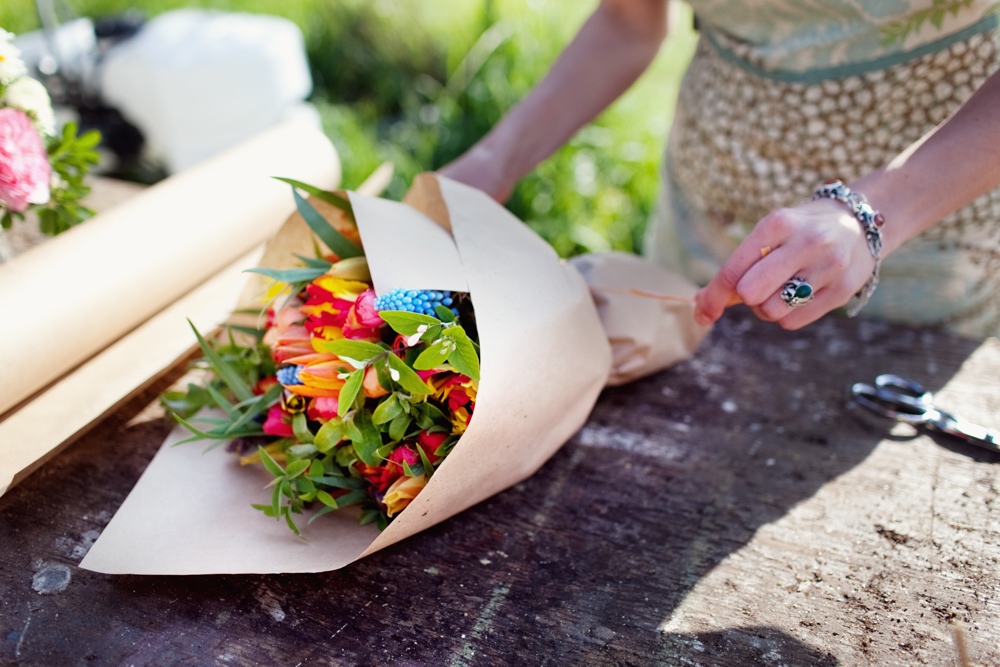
[100,9,316,173]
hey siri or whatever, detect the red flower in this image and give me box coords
[254,377,279,396]
[416,431,447,462]
[307,396,339,422]
[355,445,422,492]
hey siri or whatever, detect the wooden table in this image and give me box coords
[2,305,997,666]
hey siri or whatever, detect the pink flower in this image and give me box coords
[354,290,383,328]
[262,404,294,438]
[342,290,384,341]
[0,108,50,212]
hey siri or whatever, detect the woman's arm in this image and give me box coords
[694,66,1000,330]
[440,0,670,201]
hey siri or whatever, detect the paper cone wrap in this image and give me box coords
[81,174,705,575]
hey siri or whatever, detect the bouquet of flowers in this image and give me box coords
[81,172,709,575]
[0,28,100,235]
[162,180,481,533]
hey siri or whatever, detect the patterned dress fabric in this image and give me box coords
[646,2,1000,338]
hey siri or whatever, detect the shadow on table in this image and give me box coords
[0,310,987,666]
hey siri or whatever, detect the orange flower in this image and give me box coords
[363,365,388,398]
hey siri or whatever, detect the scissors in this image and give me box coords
[851,374,1000,454]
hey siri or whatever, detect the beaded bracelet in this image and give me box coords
[810,179,884,317]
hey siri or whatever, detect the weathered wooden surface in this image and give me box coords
[1,309,998,667]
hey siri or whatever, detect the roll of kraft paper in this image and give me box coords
[0,121,340,417]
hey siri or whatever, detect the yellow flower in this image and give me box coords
[450,406,470,434]
[313,275,369,301]
[383,474,427,517]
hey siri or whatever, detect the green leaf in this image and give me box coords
[295,254,335,269]
[350,409,384,466]
[372,394,403,425]
[307,460,324,478]
[189,321,254,402]
[160,384,213,419]
[338,368,365,417]
[288,443,318,457]
[311,475,368,490]
[204,383,237,415]
[311,475,365,490]
[284,508,302,536]
[244,266,327,285]
[270,478,284,518]
[290,187,363,259]
[358,509,382,526]
[414,338,454,371]
[374,357,393,394]
[316,339,385,365]
[285,459,311,478]
[329,489,367,508]
[388,412,412,442]
[315,418,346,453]
[224,324,267,341]
[252,503,278,518]
[224,383,283,436]
[294,476,316,498]
[434,305,457,322]
[258,446,286,477]
[316,489,339,508]
[335,443,358,469]
[274,177,354,213]
[418,401,448,423]
[403,461,424,477]
[443,327,481,381]
[416,443,436,479]
[386,354,432,395]
[377,310,440,336]
[292,412,315,444]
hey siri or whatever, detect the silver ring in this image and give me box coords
[781,277,814,308]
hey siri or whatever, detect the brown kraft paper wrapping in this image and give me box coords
[80,174,707,575]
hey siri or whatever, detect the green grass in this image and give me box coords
[2,0,696,255]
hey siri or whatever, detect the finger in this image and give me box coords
[694,234,779,324]
[736,245,803,307]
[773,286,848,330]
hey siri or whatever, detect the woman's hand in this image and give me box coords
[693,198,878,330]
[438,0,669,202]
[438,143,516,203]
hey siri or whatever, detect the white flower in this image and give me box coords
[0,31,27,86]
[2,76,55,135]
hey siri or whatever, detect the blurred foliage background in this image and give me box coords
[1,0,697,256]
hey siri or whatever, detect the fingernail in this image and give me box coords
[694,310,712,327]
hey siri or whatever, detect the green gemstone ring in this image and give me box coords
[781,277,814,308]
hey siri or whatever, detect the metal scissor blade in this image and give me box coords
[932,411,1000,453]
